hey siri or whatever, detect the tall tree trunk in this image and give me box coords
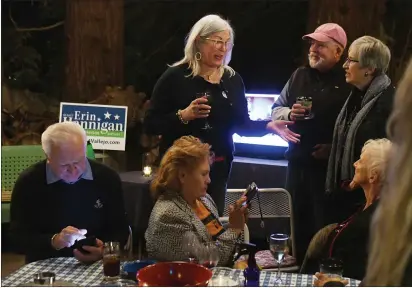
[64,0,124,102]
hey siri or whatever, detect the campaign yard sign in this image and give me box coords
[59,102,128,151]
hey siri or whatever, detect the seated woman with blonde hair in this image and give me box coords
[145,136,248,266]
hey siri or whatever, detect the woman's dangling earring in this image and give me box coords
[364,72,369,77]
[195,52,202,61]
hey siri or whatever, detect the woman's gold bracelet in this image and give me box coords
[177,109,188,124]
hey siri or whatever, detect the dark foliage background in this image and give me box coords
[123,1,308,95]
[2,0,308,98]
[2,0,411,99]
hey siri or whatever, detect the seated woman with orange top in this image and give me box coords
[145,136,248,266]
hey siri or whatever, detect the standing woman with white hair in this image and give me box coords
[144,14,294,215]
[326,36,395,223]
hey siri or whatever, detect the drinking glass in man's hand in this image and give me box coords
[296,96,314,120]
[103,242,121,281]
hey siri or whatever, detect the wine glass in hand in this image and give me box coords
[270,233,289,286]
[195,92,212,130]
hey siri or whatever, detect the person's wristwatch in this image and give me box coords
[51,233,63,251]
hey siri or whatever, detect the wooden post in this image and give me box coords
[64,0,124,102]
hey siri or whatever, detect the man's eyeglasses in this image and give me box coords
[202,37,234,50]
[345,57,359,64]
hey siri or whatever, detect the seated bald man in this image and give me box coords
[10,122,129,263]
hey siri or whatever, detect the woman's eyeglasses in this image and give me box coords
[202,37,234,50]
[345,57,359,64]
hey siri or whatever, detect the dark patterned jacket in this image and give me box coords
[145,190,239,266]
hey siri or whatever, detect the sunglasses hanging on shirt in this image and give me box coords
[219,80,229,99]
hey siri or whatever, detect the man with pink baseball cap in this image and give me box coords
[302,23,348,50]
[271,23,351,265]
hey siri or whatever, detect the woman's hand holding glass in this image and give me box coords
[180,98,211,122]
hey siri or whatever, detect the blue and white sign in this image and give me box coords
[59,102,128,151]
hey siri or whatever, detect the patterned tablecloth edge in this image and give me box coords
[1,258,362,287]
[1,257,103,287]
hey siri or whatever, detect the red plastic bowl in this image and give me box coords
[137,262,213,287]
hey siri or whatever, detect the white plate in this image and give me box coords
[209,275,241,287]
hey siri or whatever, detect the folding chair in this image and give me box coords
[1,145,46,223]
[223,188,299,272]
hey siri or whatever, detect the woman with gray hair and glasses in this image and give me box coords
[326,36,395,224]
[144,14,296,215]
[315,58,412,287]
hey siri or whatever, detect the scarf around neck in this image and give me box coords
[326,74,391,193]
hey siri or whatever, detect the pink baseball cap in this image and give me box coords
[302,23,347,49]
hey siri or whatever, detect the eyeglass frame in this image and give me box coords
[201,37,234,50]
[344,57,359,65]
